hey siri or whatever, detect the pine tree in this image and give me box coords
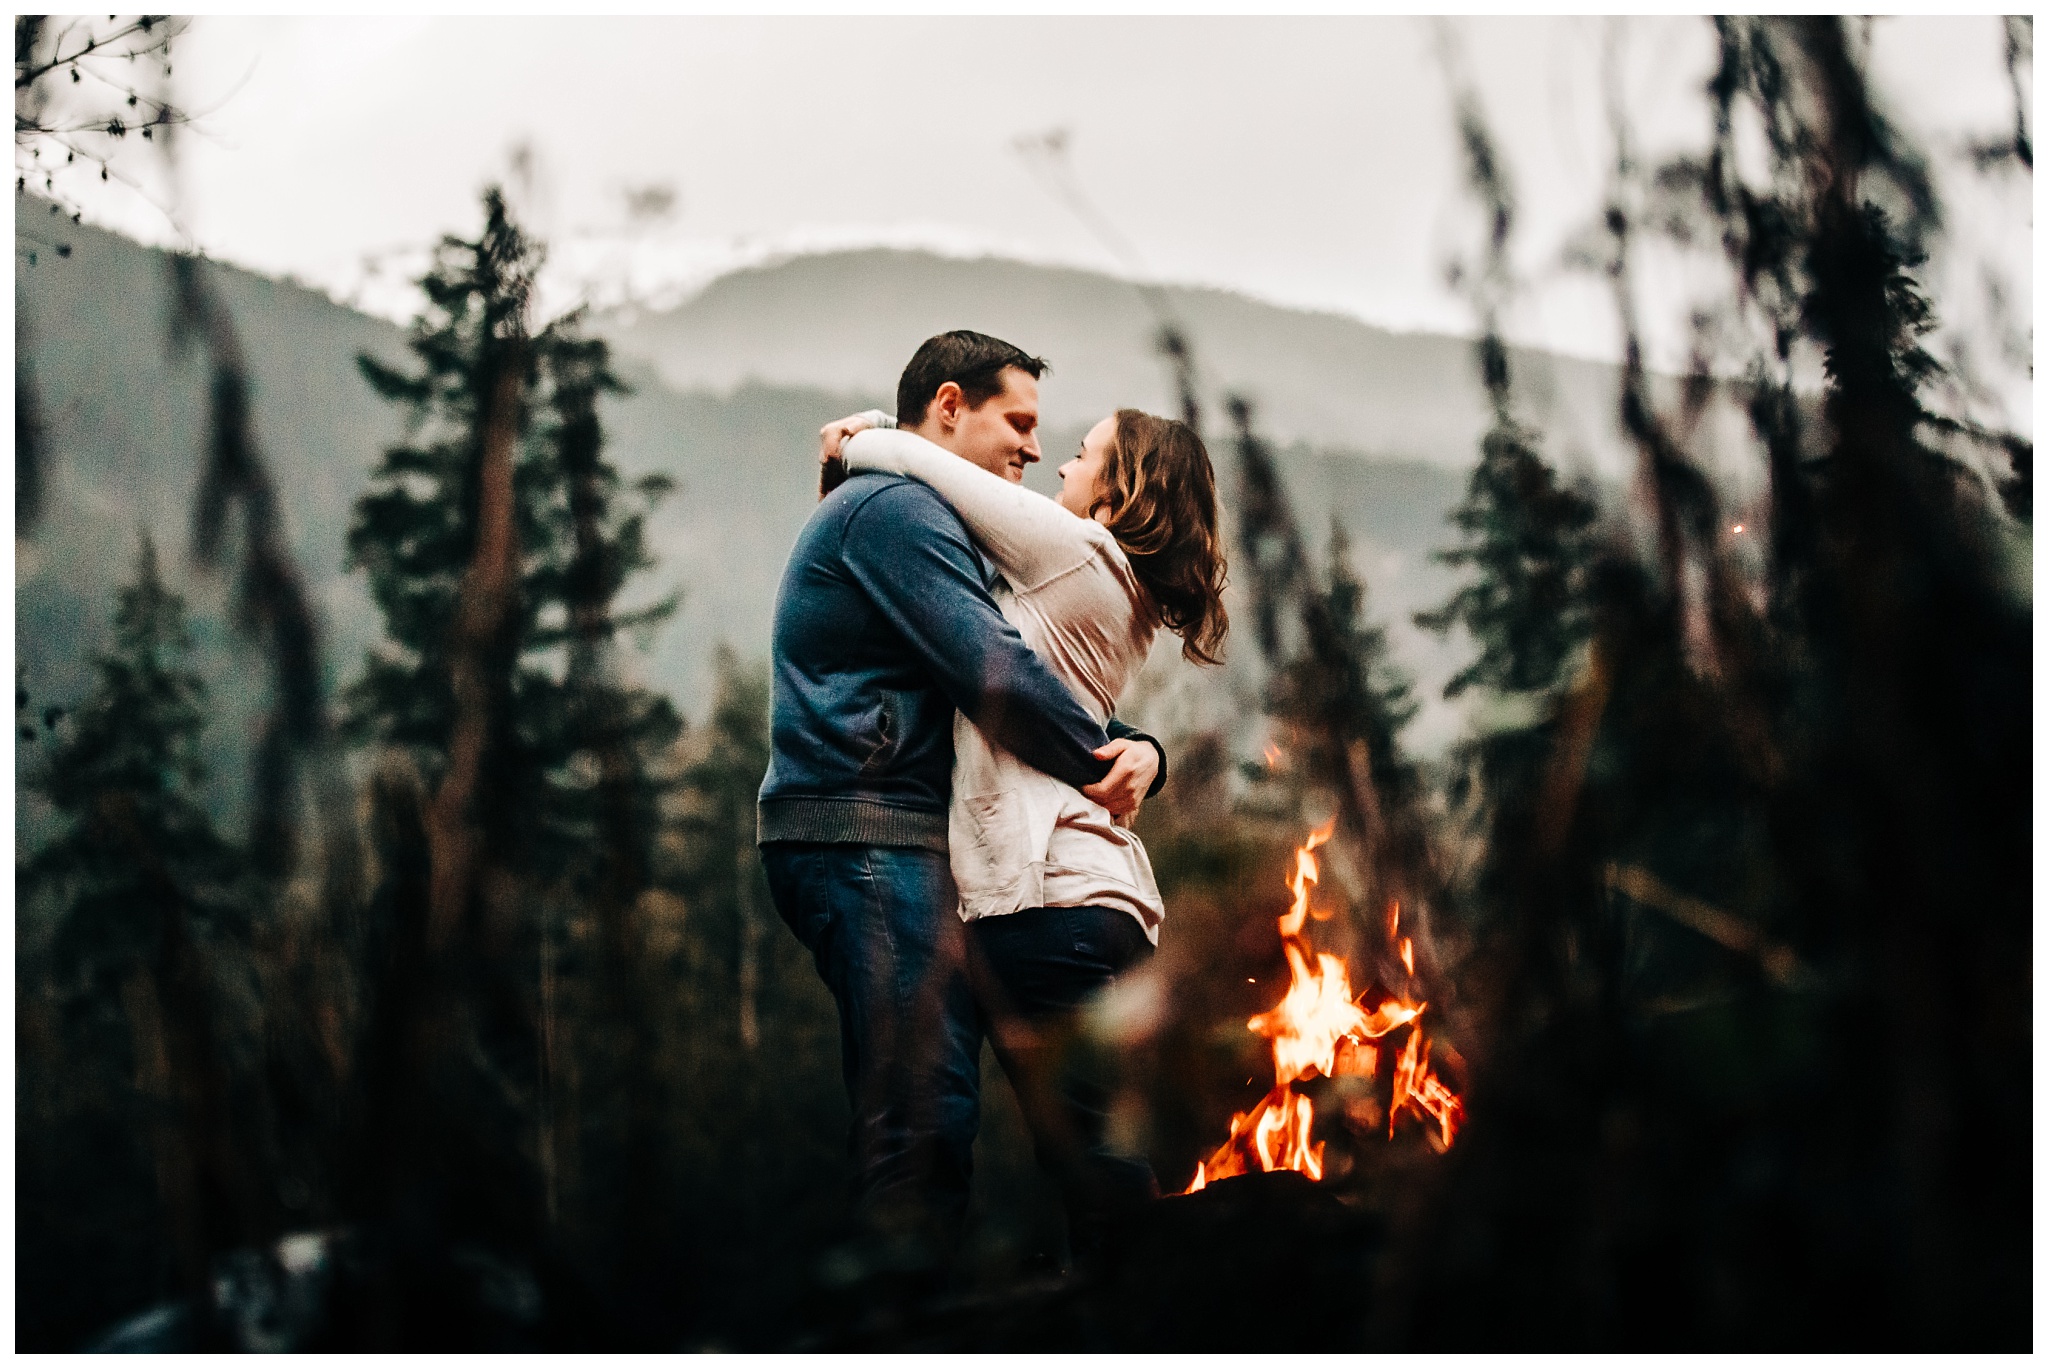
[1419,60,1601,713]
[1267,521,1420,809]
[343,187,680,890]
[20,534,267,1298]
[1409,414,1602,906]
[343,186,541,787]
[340,188,688,1323]
[1413,423,1599,703]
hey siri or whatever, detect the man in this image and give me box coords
[757,331,1163,1279]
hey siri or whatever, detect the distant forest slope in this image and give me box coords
[16,213,1499,847]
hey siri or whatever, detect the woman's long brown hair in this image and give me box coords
[1094,409,1230,665]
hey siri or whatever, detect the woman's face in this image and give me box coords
[1057,415,1118,521]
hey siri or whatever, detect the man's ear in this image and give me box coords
[930,381,964,432]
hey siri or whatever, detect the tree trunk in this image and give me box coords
[426,358,526,951]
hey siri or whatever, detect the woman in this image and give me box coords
[819,404,1228,1260]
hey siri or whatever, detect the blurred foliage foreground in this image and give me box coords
[15,16,2034,1352]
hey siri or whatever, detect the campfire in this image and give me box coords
[1186,821,1464,1192]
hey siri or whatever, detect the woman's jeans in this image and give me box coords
[968,903,1161,1261]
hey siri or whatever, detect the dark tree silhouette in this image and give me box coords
[1376,18,2031,1349]
[336,187,553,1300]
[344,190,679,890]
[1417,59,1601,705]
[20,536,271,1306]
[167,254,347,885]
[337,186,688,1345]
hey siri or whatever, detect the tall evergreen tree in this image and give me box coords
[1410,407,1602,921]
[20,534,268,1299]
[335,193,548,1265]
[339,188,688,1332]
[1413,425,1599,703]
[343,187,680,892]
[1418,61,1601,714]
[343,187,541,782]
[1267,520,1420,810]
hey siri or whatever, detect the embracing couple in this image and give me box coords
[756,330,1227,1287]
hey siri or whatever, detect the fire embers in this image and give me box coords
[1185,822,1464,1193]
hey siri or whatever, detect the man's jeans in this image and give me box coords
[968,904,1160,1261]
[761,842,982,1250]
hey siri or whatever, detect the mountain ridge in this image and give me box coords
[599,245,1646,477]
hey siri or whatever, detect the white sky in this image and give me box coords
[34,15,2032,402]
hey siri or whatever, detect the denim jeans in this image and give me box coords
[761,842,982,1251]
[967,904,1160,1260]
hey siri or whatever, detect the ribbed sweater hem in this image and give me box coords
[757,797,949,852]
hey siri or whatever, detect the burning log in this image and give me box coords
[1185,822,1465,1192]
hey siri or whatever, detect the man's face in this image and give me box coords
[934,368,1042,482]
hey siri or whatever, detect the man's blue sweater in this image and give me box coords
[758,471,1148,851]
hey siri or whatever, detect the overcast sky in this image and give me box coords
[43,15,2030,395]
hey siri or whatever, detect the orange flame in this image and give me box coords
[1390,1018,1465,1149]
[1184,823,1466,1191]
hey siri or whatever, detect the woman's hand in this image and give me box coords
[818,413,877,466]
[817,413,877,499]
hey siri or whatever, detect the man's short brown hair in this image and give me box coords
[896,330,1049,428]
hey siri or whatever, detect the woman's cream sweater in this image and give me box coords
[842,423,1165,942]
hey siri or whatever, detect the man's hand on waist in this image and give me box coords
[1081,736,1160,819]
